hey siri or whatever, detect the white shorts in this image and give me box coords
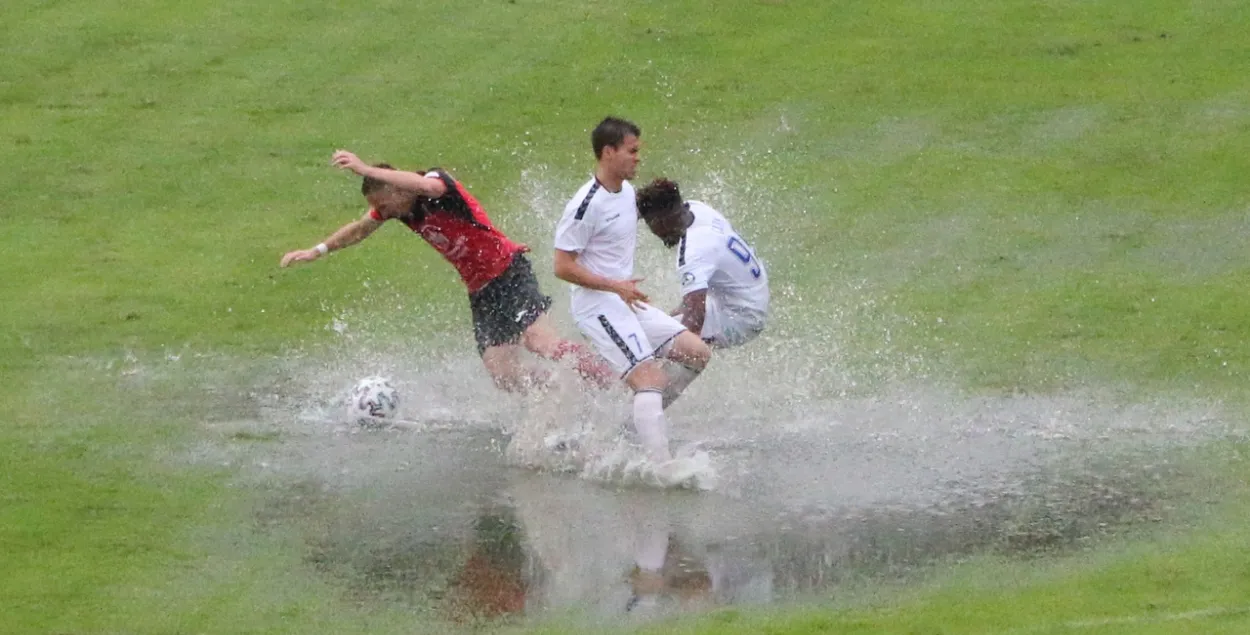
[700,296,766,349]
[576,299,687,377]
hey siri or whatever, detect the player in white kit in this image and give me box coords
[553,118,712,476]
[635,179,769,348]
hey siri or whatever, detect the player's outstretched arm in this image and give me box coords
[280,214,383,268]
[331,150,447,198]
[673,290,708,334]
[553,249,649,306]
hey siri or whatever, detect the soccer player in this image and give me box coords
[281,150,612,392]
[553,118,712,470]
[635,179,769,349]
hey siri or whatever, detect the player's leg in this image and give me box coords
[662,331,711,373]
[480,342,549,392]
[469,262,552,392]
[636,303,712,409]
[578,305,675,462]
[620,358,711,487]
[656,332,710,409]
[478,253,613,389]
[624,360,672,462]
[520,313,615,389]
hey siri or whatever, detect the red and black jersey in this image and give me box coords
[369,169,525,293]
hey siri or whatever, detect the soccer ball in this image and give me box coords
[347,376,400,427]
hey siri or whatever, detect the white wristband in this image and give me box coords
[315,243,329,255]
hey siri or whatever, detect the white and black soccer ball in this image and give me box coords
[346,376,400,427]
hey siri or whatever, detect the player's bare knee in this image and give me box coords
[688,341,711,370]
[521,331,560,358]
[668,332,711,371]
[624,360,666,392]
[520,315,562,357]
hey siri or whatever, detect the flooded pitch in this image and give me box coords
[185,341,1239,628]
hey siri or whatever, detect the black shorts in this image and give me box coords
[469,253,552,355]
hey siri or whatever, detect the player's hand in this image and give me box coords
[280,249,321,268]
[331,150,368,175]
[612,278,649,307]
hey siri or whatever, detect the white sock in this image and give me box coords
[632,389,671,462]
[635,529,670,571]
[661,363,701,409]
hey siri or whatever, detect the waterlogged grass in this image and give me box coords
[3,0,1250,632]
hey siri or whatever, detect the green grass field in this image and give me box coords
[4,0,1250,632]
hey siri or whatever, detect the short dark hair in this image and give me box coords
[592,117,641,159]
[361,162,396,196]
[636,178,683,220]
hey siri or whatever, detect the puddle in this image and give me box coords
[168,351,1239,627]
[231,418,1198,627]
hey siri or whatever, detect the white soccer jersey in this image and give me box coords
[554,177,639,321]
[677,201,770,342]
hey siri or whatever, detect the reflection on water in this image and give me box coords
[214,353,1230,627]
[276,450,1173,626]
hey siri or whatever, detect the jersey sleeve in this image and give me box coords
[677,232,718,294]
[553,196,596,253]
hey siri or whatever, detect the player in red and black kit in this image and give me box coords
[281,150,612,392]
